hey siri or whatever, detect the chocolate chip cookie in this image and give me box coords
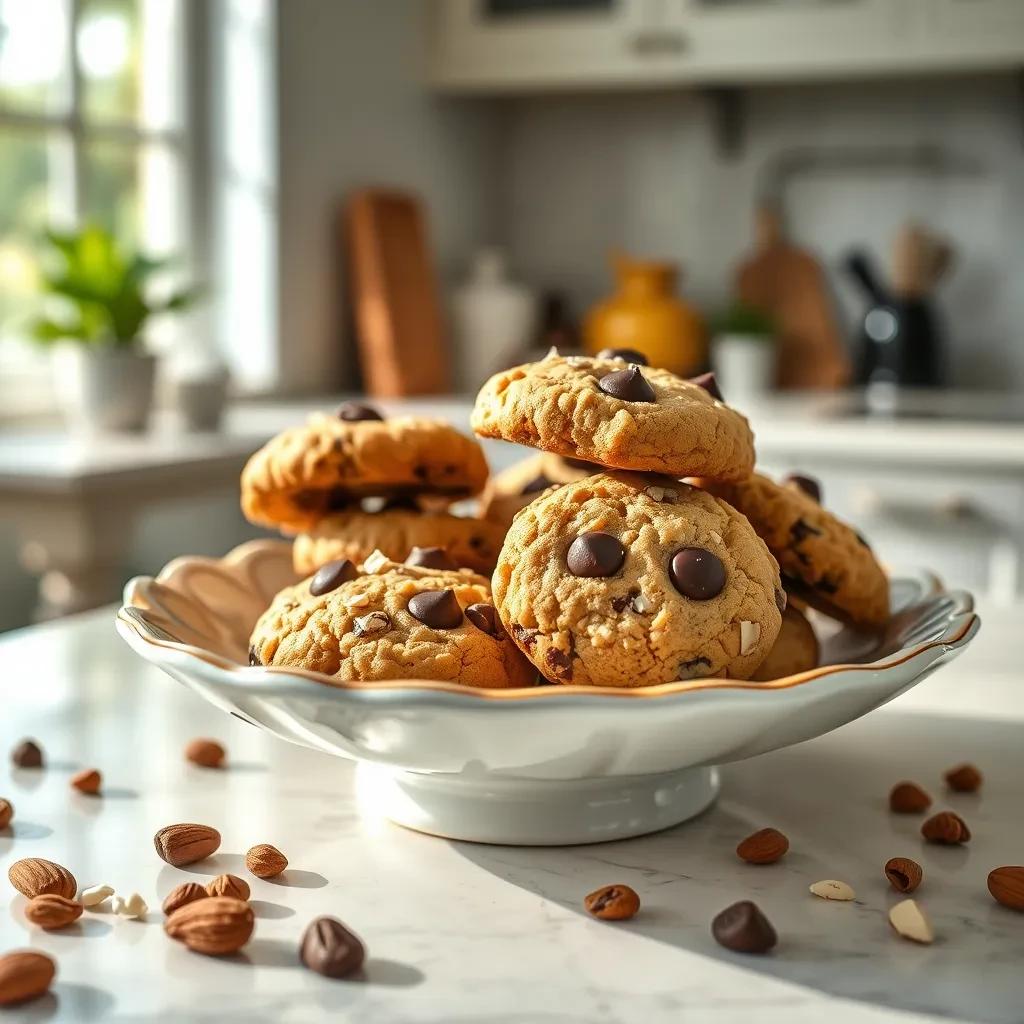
[471,351,754,480]
[750,604,819,681]
[492,471,783,687]
[699,473,889,629]
[241,404,490,532]
[292,508,504,576]
[250,552,536,688]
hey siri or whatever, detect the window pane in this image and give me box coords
[82,139,139,246]
[0,0,70,114]
[78,0,140,123]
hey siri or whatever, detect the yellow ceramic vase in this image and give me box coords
[584,254,706,375]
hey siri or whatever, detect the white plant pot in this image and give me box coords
[52,345,157,434]
[712,333,775,407]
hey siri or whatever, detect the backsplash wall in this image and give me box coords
[493,75,1024,389]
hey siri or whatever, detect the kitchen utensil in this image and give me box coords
[118,540,978,846]
[345,189,450,396]
[735,206,850,390]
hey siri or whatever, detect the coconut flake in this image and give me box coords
[739,620,761,656]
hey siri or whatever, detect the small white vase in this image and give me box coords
[52,345,157,434]
[712,333,776,406]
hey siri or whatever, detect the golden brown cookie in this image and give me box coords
[471,351,754,480]
[479,452,602,532]
[241,404,490,532]
[493,471,783,687]
[293,508,504,576]
[698,472,889,629]
[751,604,819,681]
[250,552,536,688]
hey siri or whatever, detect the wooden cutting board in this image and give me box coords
[735,207,850,390]
[345,188,450,396]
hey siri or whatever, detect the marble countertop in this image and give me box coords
[1,605,1022,1023]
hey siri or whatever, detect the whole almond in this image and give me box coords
[206,874,250,901]
[584,884,641,920]
[736,827,789,865]
[0,950,56,1006]
[185,738,226,769]
[884,856,923,893]
[164,896,254,955]
[162,882,209,916]
[71,768,102,795]
[889,898,934,944]
[0,797,12,829]
[246,843,287,879]
[944,763,982,792]
[889,781,932,814]
[921,810,971,844]
[987,866,1024,912]
[25,894,83,930]
[154,823,221,866]
[8,858,77,899]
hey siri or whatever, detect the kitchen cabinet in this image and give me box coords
[427,0,1024,92]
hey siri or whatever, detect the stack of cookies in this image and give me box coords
[470,347,889,688]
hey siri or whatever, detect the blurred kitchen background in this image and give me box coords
[1,0,1023,630]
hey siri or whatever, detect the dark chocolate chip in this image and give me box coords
[406,546,457,571]
[511,624,539,651]
[544,647,573,681]
[688,371,724,402]
[337,401,383,422]
[597,347,649,366]
[711,900,778,954]
[597,365,656,403]
[300,916,366,978]
[775,588,787,614]
[567,532,626,578]
[11,739,43,768]
[465,603,503,637]
[814,575,840,595]
[310,558,359,596]
[408,589,463,629]
[786,474,822,504]
[520,474,553,495]
[248,646,262,667]
[678,656,713,679]
[611,589,639,613]
[669,548,726,600]
[789,518,823,546]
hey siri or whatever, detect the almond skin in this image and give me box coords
[0,797,12,829]
[162,882,210,916]
[889,781,932,814]
[71,768,102,795]
[921,810,971,844]
[206,874,250,901]
[245,843,287,879]
[154,823,221,866]
[987,866,1024,912]
[185,738,226,769]
[25,894,83,930]
[0,950,56,1006]
[884,856,923,893]
[8,858,77,899]
[164,896,254,955]
[944,763,983,792]
[736,827,789,865]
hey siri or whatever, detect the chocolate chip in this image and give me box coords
[669,548,726,600]
[611,589,639,613]
[11,739,43,768]
[248,646,262,667]
[300,916,366,978]
[406,546,457,571]
[814,575,839,595]
[337,402,383,422]
[408,589,463,629]
[511,624,538,650]
[711,900,778,954]
[688,371,724,402]
[597,365,656,403]
[596,347,648,366]
[786,473,822,504]
[468,535,486,550]
[544,648,573,681]
[567,532,626,578]
[310,558,359,596]
[789,519,823,547]
[775,588,787,614]
[466,603,503,637]
[520,474,552,495]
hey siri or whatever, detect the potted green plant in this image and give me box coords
[29,225,198,433]
[711,302,776,404]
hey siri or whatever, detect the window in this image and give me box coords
[0,0,189,413]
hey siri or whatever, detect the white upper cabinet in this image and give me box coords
[427,0,1024,91]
